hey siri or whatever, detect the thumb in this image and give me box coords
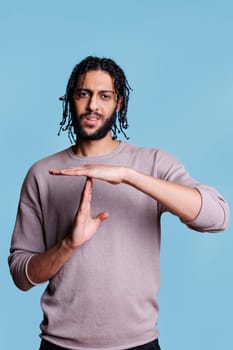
[95,211,109,224]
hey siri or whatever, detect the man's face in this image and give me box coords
[72,70,120,140]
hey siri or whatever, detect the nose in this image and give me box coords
[87,94,99,112]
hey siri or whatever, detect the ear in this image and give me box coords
[116,97,123,112]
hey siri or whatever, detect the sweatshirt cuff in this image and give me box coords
[25,255,40,286]
[183,187,228,232]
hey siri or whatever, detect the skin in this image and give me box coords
[71,69,122,153]
[27,70,202,286]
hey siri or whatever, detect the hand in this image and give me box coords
[66,177,109,248]
[49,164,128,185]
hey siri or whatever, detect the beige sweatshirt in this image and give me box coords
[9,142,230,350]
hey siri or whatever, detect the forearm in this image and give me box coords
[26,178,107,285]
[124,168,202,222]
[27,237,76,285]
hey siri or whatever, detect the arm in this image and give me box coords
[50,165,202,223]
[125,168,202,222]
[50,160,230,232]
[10,178,108,289]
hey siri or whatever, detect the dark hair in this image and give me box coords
[58,56,132,143]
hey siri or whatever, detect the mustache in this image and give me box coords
[80,112,103,120]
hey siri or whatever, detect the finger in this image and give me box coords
[80,177,92,205]
[95,211,109,223]
[49,165,94,176]
[76,178,92,216]
[49,168,80,175]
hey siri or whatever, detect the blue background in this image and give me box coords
[1,1,232,349]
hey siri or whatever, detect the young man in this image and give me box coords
[9,56,230,350]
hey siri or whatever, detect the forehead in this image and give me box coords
[76,70,115,91]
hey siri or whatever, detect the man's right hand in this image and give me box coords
[65,177,109,249]
[26,178,108,286]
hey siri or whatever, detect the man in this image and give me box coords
[9,56,230,350]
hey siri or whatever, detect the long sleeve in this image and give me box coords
[9,168,46,291]
[155,148,230,232]
[7,143,230,350]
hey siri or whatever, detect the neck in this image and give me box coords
[72,133,120,157]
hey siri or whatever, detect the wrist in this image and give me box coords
[62,235,79,252]
[123,167,137,185]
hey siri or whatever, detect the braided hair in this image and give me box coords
[58,56,132,143]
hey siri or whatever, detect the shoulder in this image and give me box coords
[122,142,159,158]
[123,142,179,163]
[28,147,71,174]
[22,147,72,186]
[122,142,183,174]
[19,147,72,197]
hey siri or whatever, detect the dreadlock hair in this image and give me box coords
[58,56,132,143]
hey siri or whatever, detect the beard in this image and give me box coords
[73,111,117,141]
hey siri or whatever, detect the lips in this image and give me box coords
[82,114,101,126]
[81,112,102,119]
[86,115,99,120]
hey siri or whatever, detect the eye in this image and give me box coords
[76,90,90,99]
[101,94,111,101]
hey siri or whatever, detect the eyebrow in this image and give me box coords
[76,88,116,94]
